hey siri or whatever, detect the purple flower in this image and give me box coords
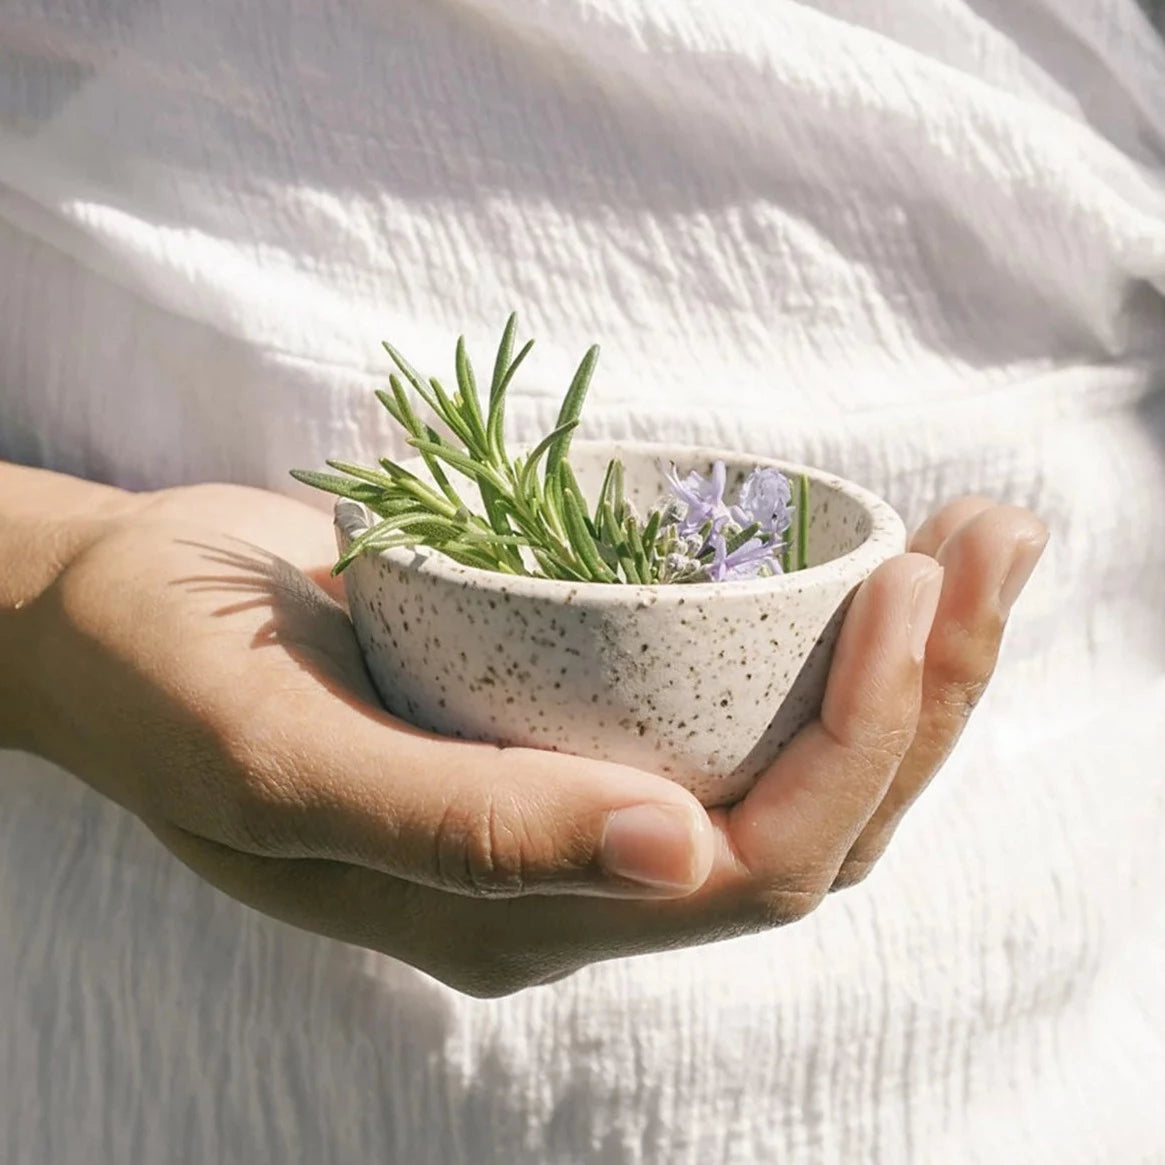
[664,460,731,537]
[658,460,793,582]
[707,531,783,582]
[731,466,793,537]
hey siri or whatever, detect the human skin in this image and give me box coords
[0,461,1047,997]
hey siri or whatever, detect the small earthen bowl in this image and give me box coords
[335,441,905,807]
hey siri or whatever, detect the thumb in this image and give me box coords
[237,715,717,899]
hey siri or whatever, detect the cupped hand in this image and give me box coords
[25,483,1047,996]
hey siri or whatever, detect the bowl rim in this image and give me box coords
[334,439,905,604]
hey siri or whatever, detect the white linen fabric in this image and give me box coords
[1,1,1164,1161]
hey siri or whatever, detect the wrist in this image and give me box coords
[0,602,45,754]
[0,515,120,757]
[0,464,143,754]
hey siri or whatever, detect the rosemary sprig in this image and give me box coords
[291,315,811,583]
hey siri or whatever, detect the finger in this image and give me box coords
[723,553,943,895]
[909,495,996,558]
[152,813,878,1000]
[150,823,632,997]
[190,698,718,901]
[834,505,1048,885]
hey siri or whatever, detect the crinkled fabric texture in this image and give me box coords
[1,1,1164,1162]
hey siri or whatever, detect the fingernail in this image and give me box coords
[908,565,944,663]
[999,531,1049,615]
[600,804,703,891]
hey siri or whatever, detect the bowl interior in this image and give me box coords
[395,440,875,569]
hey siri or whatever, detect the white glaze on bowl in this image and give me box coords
[336,441,906,807]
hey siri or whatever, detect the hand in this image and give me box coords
[24,483,1047,996]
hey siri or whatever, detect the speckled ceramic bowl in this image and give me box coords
[335,441,905,807]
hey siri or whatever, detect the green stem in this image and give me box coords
[797,474,810,572]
